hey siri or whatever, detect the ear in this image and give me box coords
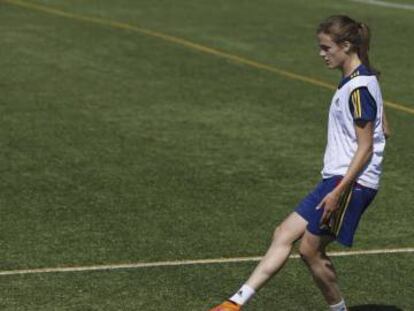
[341,41,352,53]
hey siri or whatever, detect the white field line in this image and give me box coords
[350,0,414,11]
[0,248,413,277]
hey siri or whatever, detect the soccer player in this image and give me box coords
[208,15,390,311]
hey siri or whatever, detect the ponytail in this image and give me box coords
[357,23,379,76]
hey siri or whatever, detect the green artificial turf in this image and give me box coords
[0,0,413,309]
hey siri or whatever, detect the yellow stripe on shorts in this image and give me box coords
[331,183,354,236]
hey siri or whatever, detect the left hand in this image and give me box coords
[317,191,341,228]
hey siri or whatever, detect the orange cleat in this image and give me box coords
[208,300,241,311]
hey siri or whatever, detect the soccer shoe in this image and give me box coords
[208,300,241,311]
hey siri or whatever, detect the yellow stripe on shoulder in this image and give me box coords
[356,89,362,118]
[351,91,358,118]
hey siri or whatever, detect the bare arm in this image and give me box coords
[318,120,374,226]
[382,108,391,139]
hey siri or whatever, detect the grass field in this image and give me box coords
[1,0,413,310]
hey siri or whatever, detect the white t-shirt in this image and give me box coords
[321,65,386,189]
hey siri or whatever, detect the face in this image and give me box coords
[317,32,349,69]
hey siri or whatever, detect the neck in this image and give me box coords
[341,54,362,77]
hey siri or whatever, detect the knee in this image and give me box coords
[272,225,290,244]
[299,244,319,264]
[272,225,282,241]
[271,224,296,246]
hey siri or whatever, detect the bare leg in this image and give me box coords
[245,212,307,290]
[299,231,344,305]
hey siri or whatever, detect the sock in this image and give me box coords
[229,284,256,306]
[329,299,347,311]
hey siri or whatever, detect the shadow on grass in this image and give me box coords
[349,305,403,311]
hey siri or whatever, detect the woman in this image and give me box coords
[209,15,390,311]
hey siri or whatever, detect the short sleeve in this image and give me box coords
[349,87,377,121]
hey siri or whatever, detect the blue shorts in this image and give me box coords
[295,176,377,247]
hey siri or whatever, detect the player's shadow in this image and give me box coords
[349,305,403,311]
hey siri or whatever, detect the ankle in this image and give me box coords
[329,298,347,311]
[229,284,256,305]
